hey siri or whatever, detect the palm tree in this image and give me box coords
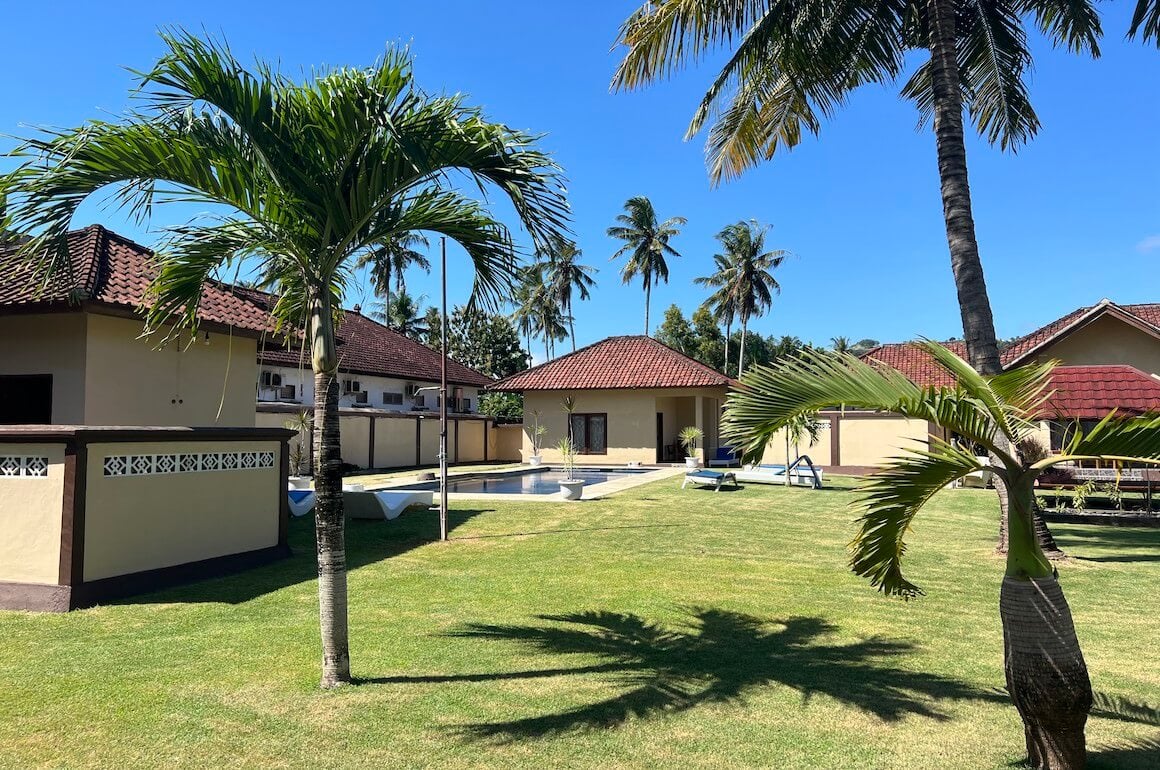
[355,232,431,319]
[533,289,570,361]
[607,196,686,335]
[539,236,597,351]
[1,33,568,689]
[612,1,1101,378]
[512,265,546,355]
[371,289,428,338]
[830,336,851,354]
[708,221,786,377]
[696,253,737,376]
[722,342,1160,768]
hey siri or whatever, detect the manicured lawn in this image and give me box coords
[1,477,1157,768]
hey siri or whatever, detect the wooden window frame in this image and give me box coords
[570,412,608,455]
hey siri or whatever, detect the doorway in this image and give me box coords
[655,412,663,464]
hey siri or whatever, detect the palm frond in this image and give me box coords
[1129,0,1160,43]
[1042,413,1160,467]
[851,440,986,598]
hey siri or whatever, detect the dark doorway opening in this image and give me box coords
[656,413,663,464]
[0,374,53,424]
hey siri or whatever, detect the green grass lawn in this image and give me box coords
[1,477,1158,768]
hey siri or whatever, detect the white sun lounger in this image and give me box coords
[734,464,824,488]
[287,488,433,520]
[682,469,737,491]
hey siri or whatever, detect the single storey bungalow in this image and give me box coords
[492,336,734,465]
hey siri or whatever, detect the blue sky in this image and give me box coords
[2,1,1158,354]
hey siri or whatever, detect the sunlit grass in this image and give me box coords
[0,477,1156,768]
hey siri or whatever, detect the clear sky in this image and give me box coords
[2,1,1158,353]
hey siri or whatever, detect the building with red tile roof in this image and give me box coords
[492,336,734,465]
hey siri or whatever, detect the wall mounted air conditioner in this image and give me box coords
[260,371,282,388]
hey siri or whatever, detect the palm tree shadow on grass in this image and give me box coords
[430,608,1002,742]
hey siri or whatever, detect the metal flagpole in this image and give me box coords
[439,237,449,541]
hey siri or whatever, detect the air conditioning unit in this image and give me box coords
[260,371,282,389]
[277,384,296,401]
[413,394,426,408]
[342,379,361,394]
[354,391,369,404]
[404,383,420,399]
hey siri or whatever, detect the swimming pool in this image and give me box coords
[396,468,650,495]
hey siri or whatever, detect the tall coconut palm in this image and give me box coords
[830,336,851,354]
[723,342,1160,768]
[512,265,546,355]
[355,231,431,318]
[371,289,428,338]
[708,220,786,377]
[607,196,686,335]
[696,253,737,375]
[612,0,1101,378]
[539,236,597,351]
[0,33,568,689]
[533,290,570,361]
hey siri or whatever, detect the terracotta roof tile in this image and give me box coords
[0,225,273,334]
[858,340,968,388]
[1044,365,1160,419]
[492,336,734,391]
[230,285,493,387]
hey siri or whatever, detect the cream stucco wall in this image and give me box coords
[0,314,88,424]
[456,419,486,462]
[0,443,65,584]
[375,416,418,468]
[759,419,834,468]
[489,424,523,462]
[521,388,728,465]
[1028,314,1160,374]
[83,314,258,427]
[419,418,441,464]
[82,440,282,582]
[840,415,932,467]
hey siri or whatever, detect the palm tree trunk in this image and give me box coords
[570,314,577,352]
[644,283,652,336]
[926,0,1001,376]
[738,318,748,378]
[309,296,350,689]
[1002,481,1091,769]
[724,320,731,376]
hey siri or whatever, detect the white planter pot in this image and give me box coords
[685,456,699,469]
[529,455,543,467]
[288,476,312,490]
[559,479,585,501]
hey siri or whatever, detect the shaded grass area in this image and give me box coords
[0,478,1157,768]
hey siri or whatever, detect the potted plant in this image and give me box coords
[527,409,546,466]
[556,437,584,501]
[283,411,313,488]
[679,426,703,468]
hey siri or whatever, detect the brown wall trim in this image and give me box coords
[829,413,841,467]
[69,544,290,610]
[59,441,87,586]
[368,416,376,469]
[0,426,295,444]
[453,418,460,464]
[277,439,290,546]
[819,410,908,421]
[414,417,421,466]
[0,582,73,613]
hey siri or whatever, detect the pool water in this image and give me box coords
[400,468,649,495]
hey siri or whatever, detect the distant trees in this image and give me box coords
[356,232,431,322]
[656,304,697,356]
[657,305,808,374]
[447,307,529,380]
[371,289,428,338]
[538,236,597,352]
[608,196,685,336]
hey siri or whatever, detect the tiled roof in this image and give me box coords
[492,335,735,391]
[232,286,493,388]
[858,340,968,388]
[1043,366,1160,420]
[0,225,273,334]
[862,300,1160,387]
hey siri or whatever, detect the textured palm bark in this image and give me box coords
[1003,483,1090,768]
[925,0,1002,376]
[1001,576,1092,769]
[314,369,350,688]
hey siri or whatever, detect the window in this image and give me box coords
[0,375,52,424]
[569,413,607,455]
[383,392,403,405]
[461,398,472,413]
[1049,420,1101,452]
